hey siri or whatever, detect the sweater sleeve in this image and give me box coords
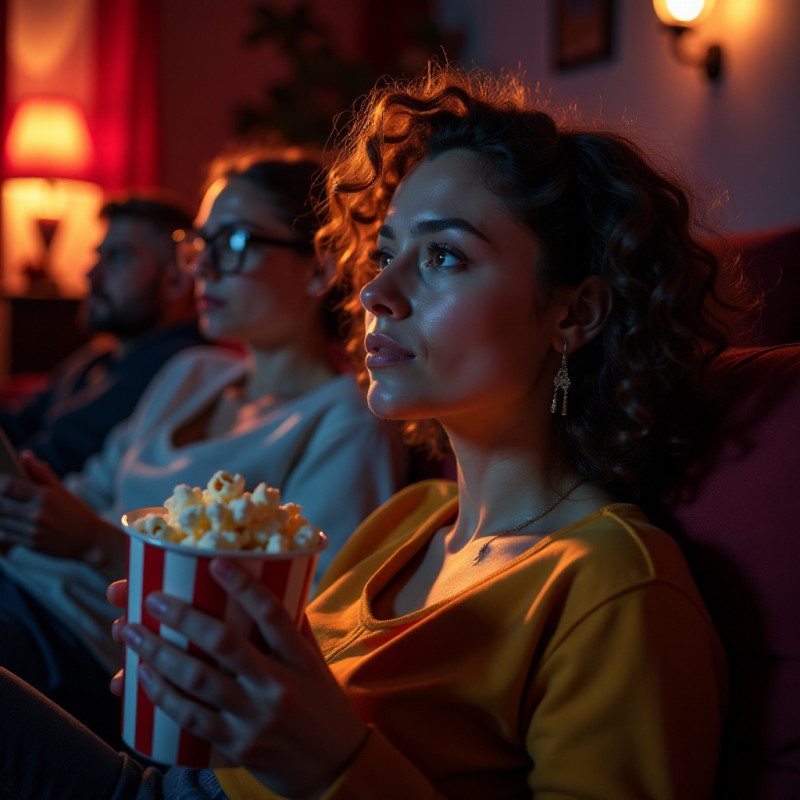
[280,416,408,587]
[2,328,206,478]
[0,345,103,477]
[320,725,445,800]
[62,414,134,516]
[215,726,446,800]
[63,346,246,518]
[0,384,54,444]
[525,581,727,800]
[235,592,725,800]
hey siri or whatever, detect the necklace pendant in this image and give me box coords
[469,476,585,568]
[472,541,490,566]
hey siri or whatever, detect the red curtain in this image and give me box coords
[0,0,8,176]
[92,0,159,192]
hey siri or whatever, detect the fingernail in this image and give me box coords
[123,625,142,647]
[211,557,235,579]
[138,663,154,688]
[145,592,168,615]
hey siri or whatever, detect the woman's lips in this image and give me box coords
[365,332,415,368]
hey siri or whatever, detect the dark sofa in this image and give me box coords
[654,223,800,797]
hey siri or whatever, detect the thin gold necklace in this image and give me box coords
[471,477,585,566]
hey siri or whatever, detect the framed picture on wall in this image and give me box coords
[555,0,615,70]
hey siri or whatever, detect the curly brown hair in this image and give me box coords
[316,63,742,500]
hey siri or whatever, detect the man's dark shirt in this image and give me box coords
[0,323,209,477]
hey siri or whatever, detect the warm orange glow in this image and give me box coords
[1,178,104,298]
[653,0,715,26]
[7,0,94,80]
[5,96,94,178]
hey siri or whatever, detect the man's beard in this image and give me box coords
[83,291,162,339]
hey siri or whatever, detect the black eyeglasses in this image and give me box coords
[173,225,313,275]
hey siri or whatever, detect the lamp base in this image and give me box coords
[22,264,61,298]
[668,26,723,81]
[705,44,722,80]
[36,216,60,250]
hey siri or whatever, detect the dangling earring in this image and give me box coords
[550,339,570,416]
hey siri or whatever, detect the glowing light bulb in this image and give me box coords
[653,0,715,26]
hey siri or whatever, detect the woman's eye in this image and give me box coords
[367,248,393,270]
[424,242,465,271]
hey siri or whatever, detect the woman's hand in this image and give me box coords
[0,451,111,562]
[120,558,368,798]
[108,579,129,697]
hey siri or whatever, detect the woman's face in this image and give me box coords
[359,149,563,435]
[191,176,318,348]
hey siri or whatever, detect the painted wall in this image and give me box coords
[157,0,376,210]
[433,0,800,234]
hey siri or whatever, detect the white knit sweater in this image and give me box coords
[1,346,408,673]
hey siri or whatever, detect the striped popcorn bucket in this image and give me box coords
[120,506,326,767]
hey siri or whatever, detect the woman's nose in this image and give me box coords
[359,265,411,319]
[191,247,217,281]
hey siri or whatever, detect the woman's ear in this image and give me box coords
[305,255,336,298]
[552,275,612,351]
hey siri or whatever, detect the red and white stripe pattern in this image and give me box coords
[121,532,318,767]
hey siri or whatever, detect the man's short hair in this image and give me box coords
[100,191,194,238]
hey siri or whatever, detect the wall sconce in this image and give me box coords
[2,95,101,298]
[653,0,722,81]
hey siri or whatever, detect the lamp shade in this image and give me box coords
[653,0,715,27]
[4,95,95,180]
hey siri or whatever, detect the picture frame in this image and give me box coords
[554,0,615,71]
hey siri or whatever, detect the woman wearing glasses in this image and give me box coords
[0,144,408,749]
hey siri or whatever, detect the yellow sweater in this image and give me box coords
[217,480,726,799]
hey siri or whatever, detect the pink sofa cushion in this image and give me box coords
[711,225,800,347]
[657,343,800,797]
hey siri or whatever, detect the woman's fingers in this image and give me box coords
[141,588,292,683]
[0,491,37,524]
[0,493,37,544]
[111,615,127,643]
[135,559,313,681]
[108,582,129,645]
[117,558,327,763]
[0,475,38,502]
[107,579,128,608]
[0,526,30,543]
[122,621,252,716]
[18,450,60,486]
[136,662,237,747]
[109,668,124,697]
[209,558,314,671]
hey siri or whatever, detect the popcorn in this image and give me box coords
[131,470,323,552]
[164,484,204,515]
[203,471,245,503]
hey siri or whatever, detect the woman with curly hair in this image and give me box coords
[0,64,730,799]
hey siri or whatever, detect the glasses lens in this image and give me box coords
[211,227,250,274]
[174,227,263,275]
[227,228,249,254]
[173,230,204,272]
